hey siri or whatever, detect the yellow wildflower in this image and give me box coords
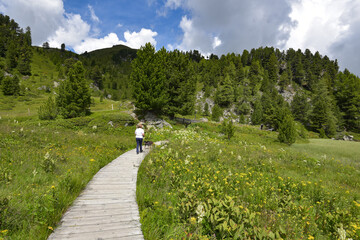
[90,159,95,162]
[308,235,314,240]
[48,226,54,231]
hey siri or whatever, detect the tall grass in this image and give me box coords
[0,112,136,239]
[137,123,360,239]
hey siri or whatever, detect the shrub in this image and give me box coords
[1,75,20,96]
[38,95,58,120]
[278,114,296,145]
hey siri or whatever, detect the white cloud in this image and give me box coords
[168,0,294,55]
[88,5,100,23]
[0,0,158,54]
[212,36,221,49]
[165,0,184,9]
[73,33,121,53]
[117,23,123,28]
[166,0,360,75]
[0,0,64,45]
[285,0,360,74]
[123,28,158,49]
[48,13,91,48]
[73,29,157,54]
[285,0,350,56]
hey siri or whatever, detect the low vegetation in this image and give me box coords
[137,123,360,239]
[0,110,135,239]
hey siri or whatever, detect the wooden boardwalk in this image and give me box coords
[48,146,151,240]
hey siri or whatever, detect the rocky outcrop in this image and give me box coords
[140,112,172,129]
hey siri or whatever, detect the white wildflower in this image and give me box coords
[44,152,50,160]
[196,203,205,223]
[337,224,346,240]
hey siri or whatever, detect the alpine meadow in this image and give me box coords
[0,13,360,240]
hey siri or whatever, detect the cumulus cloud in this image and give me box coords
[166,0,360,75]
[285,0,350,57]
[168,0,294,55]
[73,29,157,54]
[0,0,64,45]
[48,13,91,48]
[0,0,158,54]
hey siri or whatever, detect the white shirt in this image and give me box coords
[135,128,144,138]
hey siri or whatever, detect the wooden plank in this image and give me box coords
[48,147,149,240]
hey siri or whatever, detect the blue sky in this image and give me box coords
[1,0,360,76]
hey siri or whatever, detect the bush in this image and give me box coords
[1,75,20,96]
[278,114,296,145]
[221,119,235,140]
[38,95,58,120]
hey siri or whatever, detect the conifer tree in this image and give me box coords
[56,61,91,118]
[309,77,337,136]
[221,119,235,140]
[203,102,209,116]
[251,99,263,125]
[130,43,168,113]
[211,104,222,122]
[278,114,296,145]
[216,74,234,107]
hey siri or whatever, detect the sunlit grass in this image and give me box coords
[137,123,360,240]
[0,110,136,239]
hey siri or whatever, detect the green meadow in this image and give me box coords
[0,100,136,239]
[137,123,360,240]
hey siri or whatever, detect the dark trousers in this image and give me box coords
[136,138,143,154]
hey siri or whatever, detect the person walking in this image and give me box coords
[135,124,145,154]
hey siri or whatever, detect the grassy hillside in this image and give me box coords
[137,123,360,239]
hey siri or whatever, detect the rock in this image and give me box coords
[343,135,353,141]
[142,112,172,129]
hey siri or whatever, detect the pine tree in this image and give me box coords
[211,104,222,122]
[278,114,296,145]
[267,52,279,84]
[291,91,310,125]
[216,74,234,107]
[56,61,91,118]
[309,77,337,136]
[251,99,263,125]
[203,102,209,116]
[130,43,168,113]
[334,71,360,132]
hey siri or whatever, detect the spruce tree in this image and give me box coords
[251,99,263,125]
[211,104,222,122]
[130,43,168,113]
[221,119,235,140]
[216,74,234,107]
[56,61,91,118]
[309,77,337,136]
[278,114,296,145]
